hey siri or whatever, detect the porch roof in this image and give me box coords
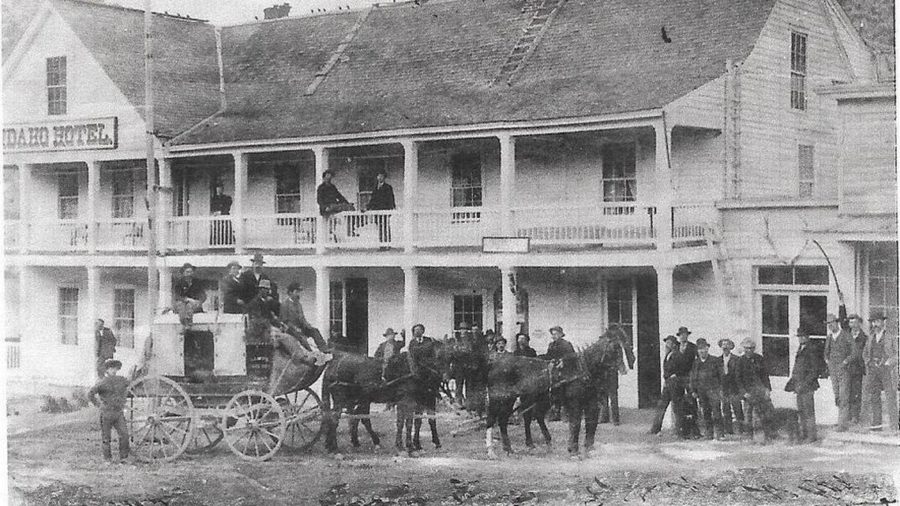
[805,215,899,242]
[172,0,775,145]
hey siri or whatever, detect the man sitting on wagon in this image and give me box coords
[248,280,330,367]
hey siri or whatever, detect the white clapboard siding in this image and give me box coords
[839,97,897,215]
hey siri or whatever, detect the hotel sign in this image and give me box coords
[3,117,118,153]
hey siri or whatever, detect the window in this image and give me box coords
[58,173,79,219]
[113,288,135,348]
[869,243,899,325]
[274,164,302,213]
[111,171,135,219]
[451,153,482,208]
[602,143,636,202]
[790,31,807,110]
[761,294,790,377]
[329,281,344,335]
[607,278,634,340]
[453,294,483,330]
[758,265,828,285]
[799,145,814,198]
[58,287,79,345]
[47,56,67,115]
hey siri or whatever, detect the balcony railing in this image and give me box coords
[671,204,717,244]
[5,337,20,370]
[5,220,19,251]
[244,213,318,249]
[167,216,236,251]
[512,203,656,246]
[96,219,147,251]
[29,219,90,252]
[325,210,400,249]
[415,208,501,247]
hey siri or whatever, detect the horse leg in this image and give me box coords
[485,399,498,459]
[349,404,361,448]
[498,401,514,455]
[523,409,535,449]
[536,396,552,447]
[413,409,423,450]
[325,396,343,454]
[405,407,415,454]
[583,394,600,457]
[565,400,582,456]
[359,403,380,449]
[395,406,405,451]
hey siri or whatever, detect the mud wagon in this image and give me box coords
[125,312,327,462]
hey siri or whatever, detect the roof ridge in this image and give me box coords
[50,0,208,23]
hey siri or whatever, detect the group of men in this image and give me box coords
[317,168,396,244]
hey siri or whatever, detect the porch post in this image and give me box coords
[18,164,32,253]
[87,265,100,379]
[654,122,673,252]
[655,263,675,369]
[157,158,172,253]
[87,160,100,254]
[158,266,172,312]
[315,265,331,336]
[403,265,419,336]
[402,140,418,253]
[17,266,30,364]
[233,151,248,254]
[498,134,516,236]
[313,146,328,255]
[500,264,517,352]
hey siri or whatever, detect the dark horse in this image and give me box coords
[321,349,442,454]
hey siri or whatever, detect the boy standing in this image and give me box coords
[88,359,130,462]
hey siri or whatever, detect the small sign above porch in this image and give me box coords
[3,117,118,153]
[483,236,530,254]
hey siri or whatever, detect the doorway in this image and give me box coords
[344,278,369,354]
[636,275,660,408]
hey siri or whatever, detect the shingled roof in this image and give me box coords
[172,0,776,146]
[48,0,221,139]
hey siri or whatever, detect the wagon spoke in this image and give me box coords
[259,432,275,453]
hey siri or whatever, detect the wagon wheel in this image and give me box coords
[125,375,195,462]
[186,414,224,454]
[278,388,326,451]
[222,390,286,461]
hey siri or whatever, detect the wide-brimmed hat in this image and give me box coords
[258,279,272,289]
[181,262,196,272]
[663,335,678,344]
[250,253,266,265]
[824,313,839,323]
[227,260,241,269]
[549,326,565,336]
[741,338,756,348]
[676,326,692,336]
[695,338,710,349]
[718,338,735,349]
[383,328,397,336]
[869,310,888,321]
[103,359,123,370]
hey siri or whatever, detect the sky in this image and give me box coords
[112,0,378,25]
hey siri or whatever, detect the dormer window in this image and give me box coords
[47,56,67,115]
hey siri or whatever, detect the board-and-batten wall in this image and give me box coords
[838,96,897,216]
[737,0,863,200]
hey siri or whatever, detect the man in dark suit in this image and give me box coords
[824,310,849,407]
[407,323,441,450]
[374,328,406,380]
[689,338,724,440]
[786,327,823,443]
[737,338,774,439]
[173,263,207,326]
[280,282,327,351]
[366,169,396,245]
[864,311,898,433]
[596,328,624,425]
[546,326,576,365]
[846,314,868,427]
[674,326,700,438]
[513,333,537,358]
[650,335,685,435]
[719,338,745,435]
[239,253,278,308]
[316,170,351,216]
[219,261,245,314]
[95,319,117,378]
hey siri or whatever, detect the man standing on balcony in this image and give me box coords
[173,263,207,327]
[317,170,352,241]
[366,168,395,245]
[95,319,117,378]
[219,261,245,314]
[210,183,234,246]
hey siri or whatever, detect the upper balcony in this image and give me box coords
[5,128,719,256]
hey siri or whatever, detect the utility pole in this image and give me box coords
[145,0,158,326]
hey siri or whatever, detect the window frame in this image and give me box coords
[329,280,345,336]
[58,172,79,220]
[273,163,303,214]
[790,31,808,111]
[798,144,815,198]
[111,170,136,219]
[453,293,485,331]
[113,287,136,349]
[450,152,483,208]
[58,286,79,345]
[606,277,635,340]
[601,142,637,203]
[46,56,67,116]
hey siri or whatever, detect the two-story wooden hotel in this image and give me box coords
[4,0,896,422]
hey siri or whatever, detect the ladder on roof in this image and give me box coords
[304,8,373,96]
[491,0,567,87]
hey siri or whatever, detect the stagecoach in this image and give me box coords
[125,312,328,462]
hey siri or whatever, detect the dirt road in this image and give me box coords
[7,406,900,505]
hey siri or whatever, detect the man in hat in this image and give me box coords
[863,311,898,432]
[173,263,207,327]
[514,333,537,358]
[280,282,328,351]
[596,327,625,425]
[317,170,351,216]
[689,338,724,440]
[408,323,442,449]
[219,261,246,314]
[546,326,576,364]
[240,254,277,307]
[845,314,868,426]
[674,327,700,438]
[374,327,406,380]
[824,311,850,408]
[88,359,130,462]
[719,338,745,435]
[736,338,774,439]
[365,168,396,244]
[95,319,117,378]
[650,335,685,435]
[786,327,823,443]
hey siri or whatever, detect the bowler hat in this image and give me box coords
[695,338,710,348]
[869,310,888,321]
[258,279,272,289]
[824,313,839,323]
[227,261,241,269]
[677,326,692,336]
[663,335,678,344]
[549,326,565,336]
[718,338,735,349]
[383,327,397,336]
[848,313,862,321]
[250,253,266,264]
[103,359,123,370]
[181,262,196,272]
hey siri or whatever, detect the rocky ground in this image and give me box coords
[6,402,900,505]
